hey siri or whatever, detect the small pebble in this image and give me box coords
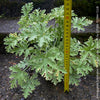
[6,95,8,98]
[21,97,25,100]
[4,66,7,68]
[1,97,5,100]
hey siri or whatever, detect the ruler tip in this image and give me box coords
[64,89,70,94]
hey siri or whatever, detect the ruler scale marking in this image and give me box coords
[64,0,72,92]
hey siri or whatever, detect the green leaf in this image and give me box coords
[21,3,33,15]
[9,65,28,86]
[22,74,40,98]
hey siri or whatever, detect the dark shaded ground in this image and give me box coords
[0,53,99,100]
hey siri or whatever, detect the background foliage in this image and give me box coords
[0,0,100,18]
[54,0,100,17]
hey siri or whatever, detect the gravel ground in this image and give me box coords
[0,19,99,34]
[0,19,19,34]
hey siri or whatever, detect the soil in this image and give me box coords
[0,52,99,100]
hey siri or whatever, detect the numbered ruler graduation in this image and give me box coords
[64,0,72,92]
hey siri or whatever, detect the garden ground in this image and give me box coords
[0,53,98,100]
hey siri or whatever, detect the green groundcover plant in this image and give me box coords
[4,3,100,98]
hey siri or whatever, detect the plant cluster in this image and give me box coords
[4,3,100,98]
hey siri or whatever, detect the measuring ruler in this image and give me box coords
[64,0,72,92]
[96,6,99,100]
